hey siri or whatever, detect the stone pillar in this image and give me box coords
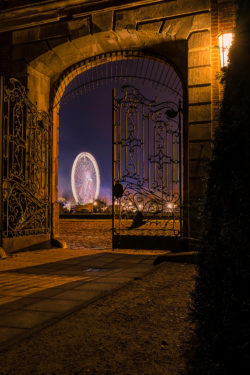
[187,29,212,239]
[52,106,60,239]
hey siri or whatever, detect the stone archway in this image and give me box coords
[1,0,222,252]
[49,49,187,246]
[25,30,189,244]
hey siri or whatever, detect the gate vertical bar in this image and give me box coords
[142,104,145,181]
[112,88,115,250]
[0,77,4,248]
[49,110,53,240]
[179,100,183,238]
[148,114,150,190]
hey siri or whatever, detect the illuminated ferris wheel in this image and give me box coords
[71,152,100,204]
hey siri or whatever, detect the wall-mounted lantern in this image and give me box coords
[218,32,234,68]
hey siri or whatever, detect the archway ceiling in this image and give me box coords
[57,54,183,110]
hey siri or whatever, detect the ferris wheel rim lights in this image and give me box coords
[71,152,100,204]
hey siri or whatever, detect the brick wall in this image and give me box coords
[211,0,236,135]
[186,0,236,238]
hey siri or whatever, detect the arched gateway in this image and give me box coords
[0,0,236,252]
[55,52,184,249]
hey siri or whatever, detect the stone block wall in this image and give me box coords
[211,0,236,132]
[0,0,237,248]
[187,29,212,206]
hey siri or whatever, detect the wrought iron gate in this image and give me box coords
[112,85,183,250]
[0,78,51,242]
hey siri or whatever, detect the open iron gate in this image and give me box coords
[112,85,183,250]
[0,78,51,246]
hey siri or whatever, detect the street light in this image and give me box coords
[218,32,234,68]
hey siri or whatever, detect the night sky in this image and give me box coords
[58,60,183,204]
[58,86,113,203]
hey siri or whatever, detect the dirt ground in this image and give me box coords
[0,261,196,375]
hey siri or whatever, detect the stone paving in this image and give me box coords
[0,247,162,350]
[59,219,112,249]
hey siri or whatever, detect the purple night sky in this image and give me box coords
[58,86,113,203]
[58,60,183,204]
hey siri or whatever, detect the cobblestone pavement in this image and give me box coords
[0,247,162,350]
[59,219,112,249]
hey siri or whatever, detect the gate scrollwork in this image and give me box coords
[2,78,51,238]
[113,85,183,247]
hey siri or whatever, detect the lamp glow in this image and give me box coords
[218,32,233,68]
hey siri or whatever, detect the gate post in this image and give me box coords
[112,88,115,251]
[0,76,3,247]
[0,76,7,257]
[178,99,183,240]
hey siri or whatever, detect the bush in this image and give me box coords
[189,1,250,374]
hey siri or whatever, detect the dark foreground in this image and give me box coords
[0,260,195,375]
